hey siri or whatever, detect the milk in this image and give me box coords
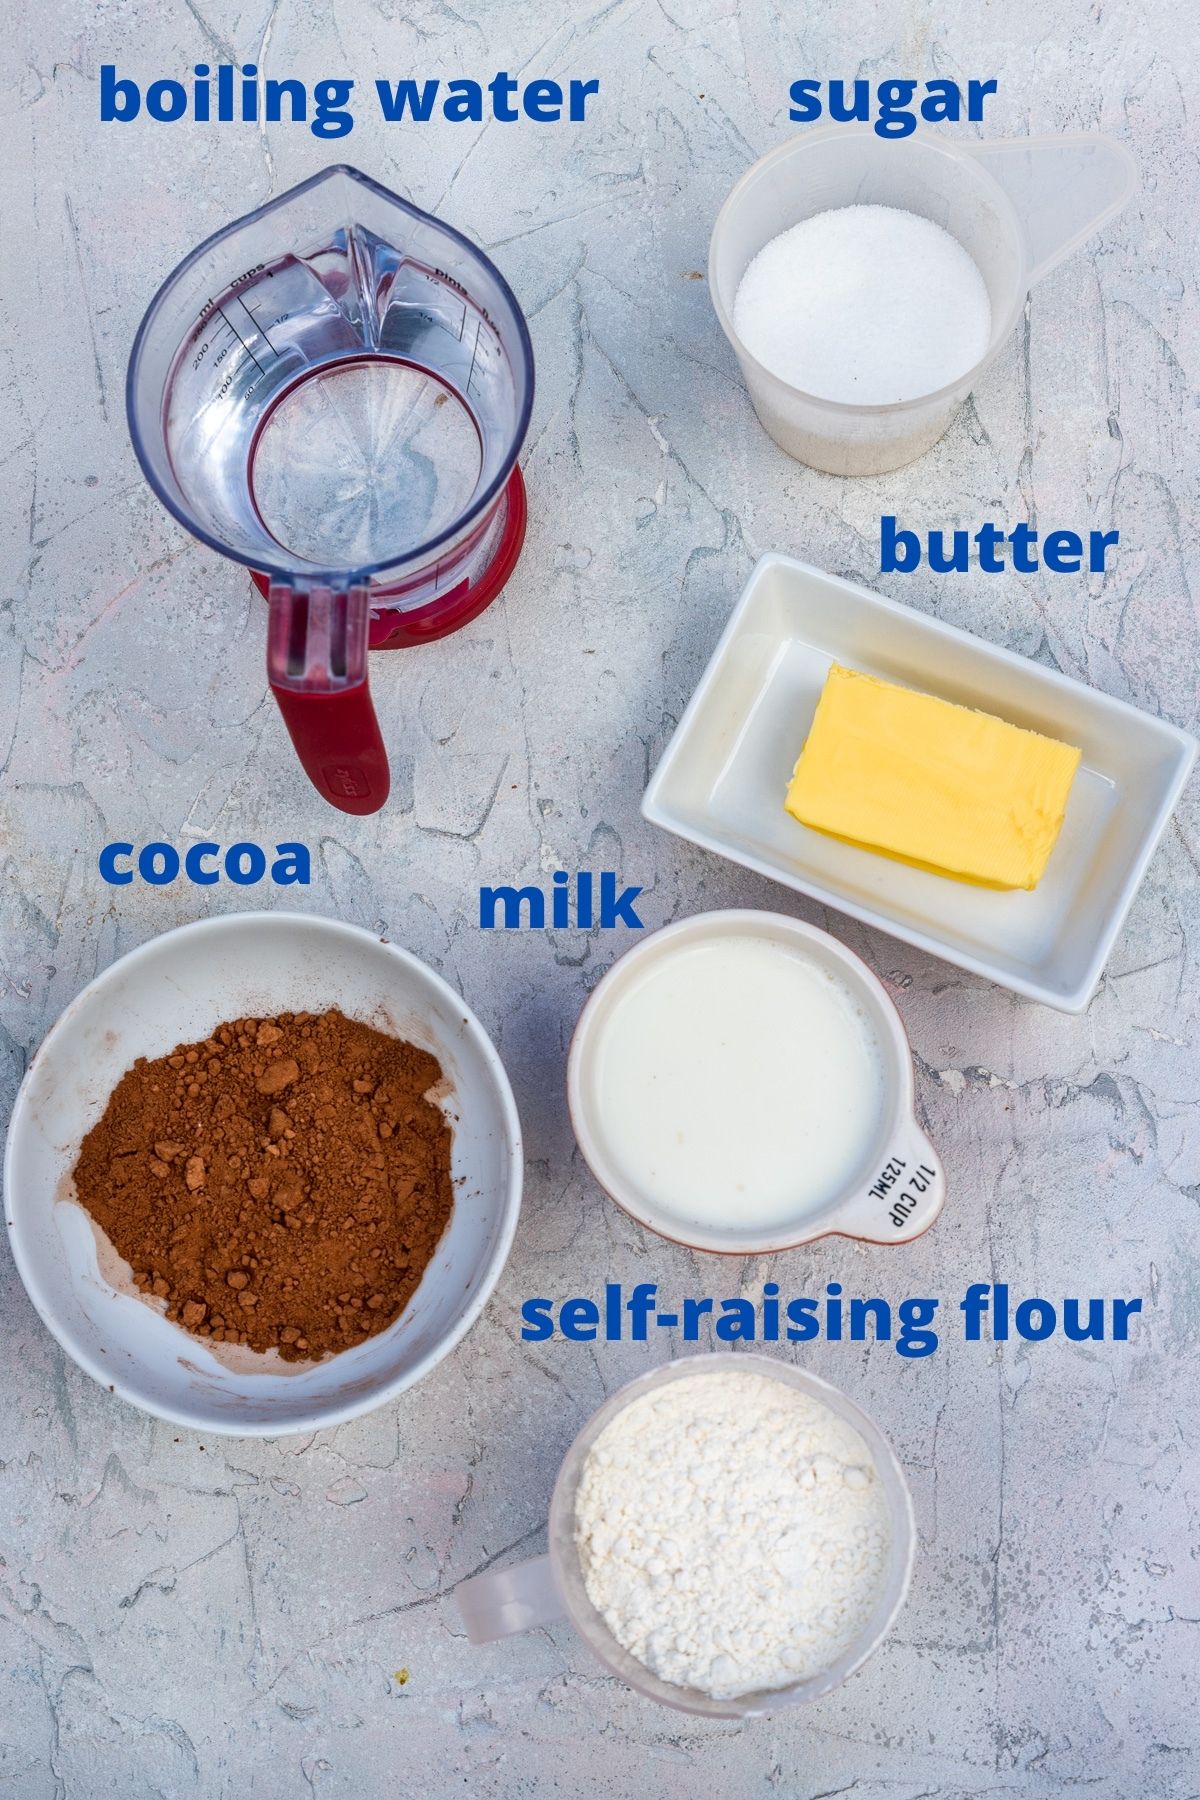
[590,934,886,1233]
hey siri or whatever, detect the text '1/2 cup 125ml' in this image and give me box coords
[708,126,1137,475]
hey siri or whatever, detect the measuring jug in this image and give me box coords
[455,1354,916,1717]
[709,126,1137,476]
[127,165,534,813]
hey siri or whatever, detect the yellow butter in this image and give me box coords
[785,665,1082,891]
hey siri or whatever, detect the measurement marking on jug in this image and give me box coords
[466,319,481,395]
[236,294,280,354]
[435,268,470,300]
[215,304,267,377]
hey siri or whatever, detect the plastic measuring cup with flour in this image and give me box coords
[456,1355,916,1718]
[127,165,533,814]
[710,125,1137,474]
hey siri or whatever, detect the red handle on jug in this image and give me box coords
[267,583,391,815]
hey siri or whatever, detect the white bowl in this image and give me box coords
[4,913,522,1436]
[643,554,1196,1011]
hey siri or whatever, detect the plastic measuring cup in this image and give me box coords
[127,165,533,814]
[709,125,1137,476]
[455,1353,916,1717]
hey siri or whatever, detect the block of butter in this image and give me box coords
[785,664,1082,890]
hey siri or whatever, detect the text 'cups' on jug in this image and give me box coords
[708,126,1136,477]
[127,165,534,813]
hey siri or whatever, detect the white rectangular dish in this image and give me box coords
[642,554,1196,1011]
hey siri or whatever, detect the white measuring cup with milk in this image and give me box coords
[567,910,945,1254]
[709,125,1137,474]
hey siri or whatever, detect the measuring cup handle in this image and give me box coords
[272,682,391,815]
[455,1553,565,1644]
[267,583,391,815]
[967,134,1138,288]
[827,1121,946,1246]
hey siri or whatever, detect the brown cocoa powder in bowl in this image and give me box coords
[71,1008,455,1361]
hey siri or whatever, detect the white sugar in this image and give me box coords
[733,204,992,406]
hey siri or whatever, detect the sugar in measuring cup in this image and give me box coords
[127,165,533,814]
[709,125,1137,475]
[455,1354,916,1717]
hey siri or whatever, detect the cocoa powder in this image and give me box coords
[71,1008,455,1361]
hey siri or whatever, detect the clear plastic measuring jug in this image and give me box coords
[709,126,1137,476]
[127,165,534,814]
[454,1354,915,1717]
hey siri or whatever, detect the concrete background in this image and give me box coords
[2,0,1198,1794]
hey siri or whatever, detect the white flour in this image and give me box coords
[574,1370,892,1699]
[733,203,992,405]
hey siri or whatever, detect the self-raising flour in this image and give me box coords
[733,204,992,405]
[574,1370,892,1698]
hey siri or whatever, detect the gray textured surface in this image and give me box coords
[2,0,1198,1795]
